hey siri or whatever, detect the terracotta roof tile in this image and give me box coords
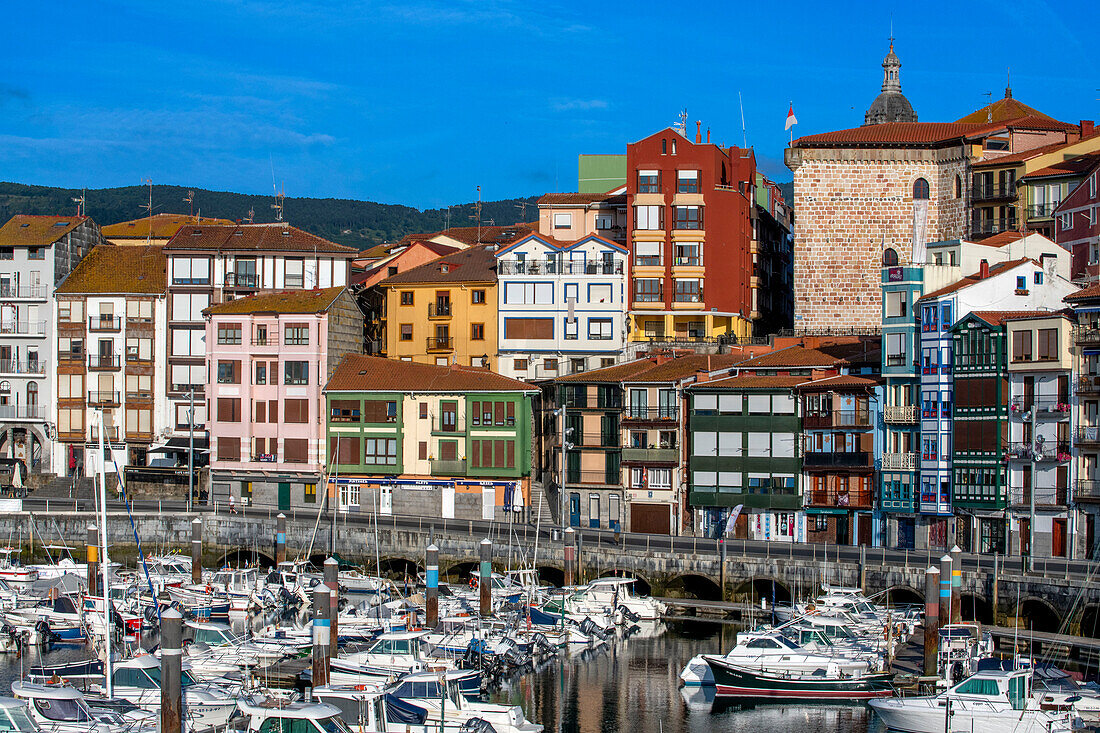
[795,116,1075,149]
[690,374,806,390]
[967,310,1052,327]
[538,193,626,206]
[379,245,497,286]
[554,358,657,383]
[325,355,536,393]
[165,223,356,254]
[974,230,1029,248]
[972,140,1073,168]
[102,213,236,239]
[796,374,879,392]
[954,97,1058,125]
[1000,310,1072,323]
[202,286,346,316]
[917,258,1033,301]
[732,345,848,369]
[1064,284,1100,302]
[1019,152,1100,181]
[0,215,89,247]
[432,223,538,247]
[626,354,747,383]
[55,244,165,295]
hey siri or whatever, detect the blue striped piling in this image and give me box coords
[312,586,330,688]
[950,545,962,624]
[479,538,492,617]
[426,543,439,628]
[939,554,952,628]
[324,557,339,654]
[276,513,287,566]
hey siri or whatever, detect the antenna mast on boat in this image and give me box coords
[95,408,113,697]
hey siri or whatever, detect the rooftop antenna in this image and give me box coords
[244,208,255,224]
[71,189,86,217]
[469,186,482,244]
[739,91,748,148]
[1005,67,1012,99]
[515,200,530,220]
[183,190,195,219]
[139,179,154,244]
[272,183,285,223]
[982,91,993,122]
[675,109,688,136]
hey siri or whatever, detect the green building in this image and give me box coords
[578,154,626,193]
[323,355,537,522]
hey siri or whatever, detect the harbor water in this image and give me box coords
[0,618,883,733]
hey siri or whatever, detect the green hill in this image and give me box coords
[0,182,540,250]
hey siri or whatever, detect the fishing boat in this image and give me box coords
[0,548,38,585]
[868,667,1077,733]
[704,655,895,699]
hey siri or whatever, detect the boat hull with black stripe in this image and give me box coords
[705,656,894,700]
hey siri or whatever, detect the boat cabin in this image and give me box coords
[237,697,353,733]
[186,621,241,647]
[946,669,1030,708]
[113,656,197,690]
[0,697,37,732]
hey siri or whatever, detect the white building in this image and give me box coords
[494,234,627,380]
[52,245,168,477]
[0,215,103,473]
[925,231,1070,279]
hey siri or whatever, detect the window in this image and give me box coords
[553,213,572,229]
[570,357,585,373]
[634,205,663,230]
[283,361,308,385]
[283,438,308,463]
[284,324,308,345]
[601,357,615,368]
[400,324,413,341]
[882,248,899,267]
[635,241,662,266]
[171,257,210,285]
[634,278,662,302]
[387,266,398,277]
[469,439,516,468]
[216,398,241,423]
[26,246,43,260]
[1034,271,1043,285]
[364,438,398,465]
[400,291,413,306]
[216,323,242,345]
[514,359,528,371]
[885,290,907,318]
[677,170,699,193]
[284,399,309,423]
[217,437,241,462]
[637,169,660,193]
[564,318,578,340]
[254,362,267,384]
[913,178,930,199]
[503,281,553,305]
[504,318,553,339]
[217,360,240,384]
[171,292,210,321]
[1016,275,1028,293]
[471,323,485,341]
[1037,328,1058,360]
[674,243,700,266]
[672,206,703,230]
[955,175,962,198]
[588,318,613,340]
[674,279,701,302]
[363,400,398,423]
[543,358,558,372]
[284,258,304,288]
[472,289,485,304]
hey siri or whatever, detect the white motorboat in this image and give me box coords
[0,548,38,585]
[10,680,154,733]
[328,631,456,686]
[567,577,666,621]
[0,696,40,732]
[234,695,353,733]
[868,667,1078,733]
[387,671,542,733]
[103,655,239,729]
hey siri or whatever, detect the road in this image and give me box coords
[20,495,1099,580]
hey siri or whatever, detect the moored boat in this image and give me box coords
[705,655,894,700]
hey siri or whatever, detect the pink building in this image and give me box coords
[203,287,363,510]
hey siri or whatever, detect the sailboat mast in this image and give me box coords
[96,409,113,697]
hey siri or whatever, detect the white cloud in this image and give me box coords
[551,98,609,112]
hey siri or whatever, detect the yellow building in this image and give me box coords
[380,245,498,369]
[101,213,235,246]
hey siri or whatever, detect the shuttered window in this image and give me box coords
[284,438,308,463]
[284,399,309,423]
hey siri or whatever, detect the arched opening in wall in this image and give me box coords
[598,569,652,597]
[1079,605,1100,639]
[443,560,478,583]
[667,574,723,601]
[536,566,564,588]
[1016,598,1063,634]
[732,578,792,605]
[306,553,336,570]
[913,178,930,200]
[960,594,994,625]
[882,248,899,267]
[220,549,276,569]
[377,557,420,580]
[885,586,922,607]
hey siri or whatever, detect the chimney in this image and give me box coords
[695,369,709,384]
[979,259,990,279]
[696,121,702,144]
[1083,120,1096,138]
[706,128,711,144]
[654,353,670,366]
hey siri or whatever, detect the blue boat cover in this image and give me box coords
[384,694,428,725]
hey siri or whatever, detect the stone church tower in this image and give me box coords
[863,41,918,126]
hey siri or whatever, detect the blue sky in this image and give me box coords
[2,0,1095,209]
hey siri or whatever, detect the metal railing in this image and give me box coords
[88,391,120,405]
[633,291,664,302]
[57,352,84,364]
[88,355,121,369]
[0,285,45,299]
[970,217,1017,237]
[673,290,703,303]
[1010,487,1068,507]
[971,182,1016,202]
[623,406,679,420]
[1009,397,1071,416]
[1005,442,1071,461]
[1076,481,1100,501]
[1026,203,1059,219]
[1079,375,1100,394]
[498,259,624,275]
[0,360,45,375]
[429,459,466,476]
[563,469,624,486]
[224,272,259,288]
[621,447,678,463]
[88,316,121,331]
[1075,327,1100,345]
[426,336,454,351]
[806,489,873,508]
[884,405,917,423]
[0,321,46,336]
[433,417,466,433]
[0,405,44,420]
[1074,425,1100,443]
[803,451,873,468]
[428,303,452,318]
[882,452,917,470]
[803,410,872,428]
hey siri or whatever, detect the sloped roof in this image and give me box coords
[795,374,879,392]
[626,354,746,383]
[955,96,1057,125]
[202,286,346,316]
[554,358,663,384]
[972,140,1073,168]
[967,310,1052,327]
[1019,152,1100,181]
[325,354,536,393]
[55,244,165,295]
[432,223,538,247]
[917,258,1033,301]
[102,213,236,239]
[974,230,1029,248]
[166,223,356,254]
[732,344,848,369]
[1064,284,1100,302]
[690,374,806,391]
[538,193,627,206]
[0,215,88,247]
[796,116,1074,149]
[379,245,497,286]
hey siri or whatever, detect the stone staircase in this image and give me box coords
[27,474,101,499]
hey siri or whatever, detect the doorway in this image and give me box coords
[835,514,850,545]
[568,492,580,527]
[277,482,290,511]
[1052,518,1067,558]
[857,515,872,547]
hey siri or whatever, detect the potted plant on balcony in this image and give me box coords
[1056,402,1070,413]
[1057,451,1071,462]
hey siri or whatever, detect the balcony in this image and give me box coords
[223,272,259,288]
[125,351,153,365]
[0,285,45,299]
[433,418,467,434]
[88,315,121,332]
[1010,487,1068,507]
[884,405,917,424]
[426,336,454,352]
[57,352,85,365]
[1076,480,1100,502]
[125,430,154,442]
[1005,441,1071,461]
[621,447,678,463]
[430,458,466,476]
[803,451,873,468]
[498,259,624,276]
[623,406,679,421]
[807,488,873,509]
[1074,425,1100,444]
[0,360,45,376]
[88,355,121,370]
[0,321,46,336]
[126,316,154,328]
[1079,375,1100,394]
[1009,397,1071,418]
[428,303,452,319]
[970,217,1017,238]
[88,391,120,406]
[803,410,872,428]
[90,426,120,443]
[1074,327,1100,346]
[971,182,1016,202]
[882,452,917,470]
[564,469,623,486]
[1026,203,1059,220]
[0,405,45,420]
[673,290,703,303]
